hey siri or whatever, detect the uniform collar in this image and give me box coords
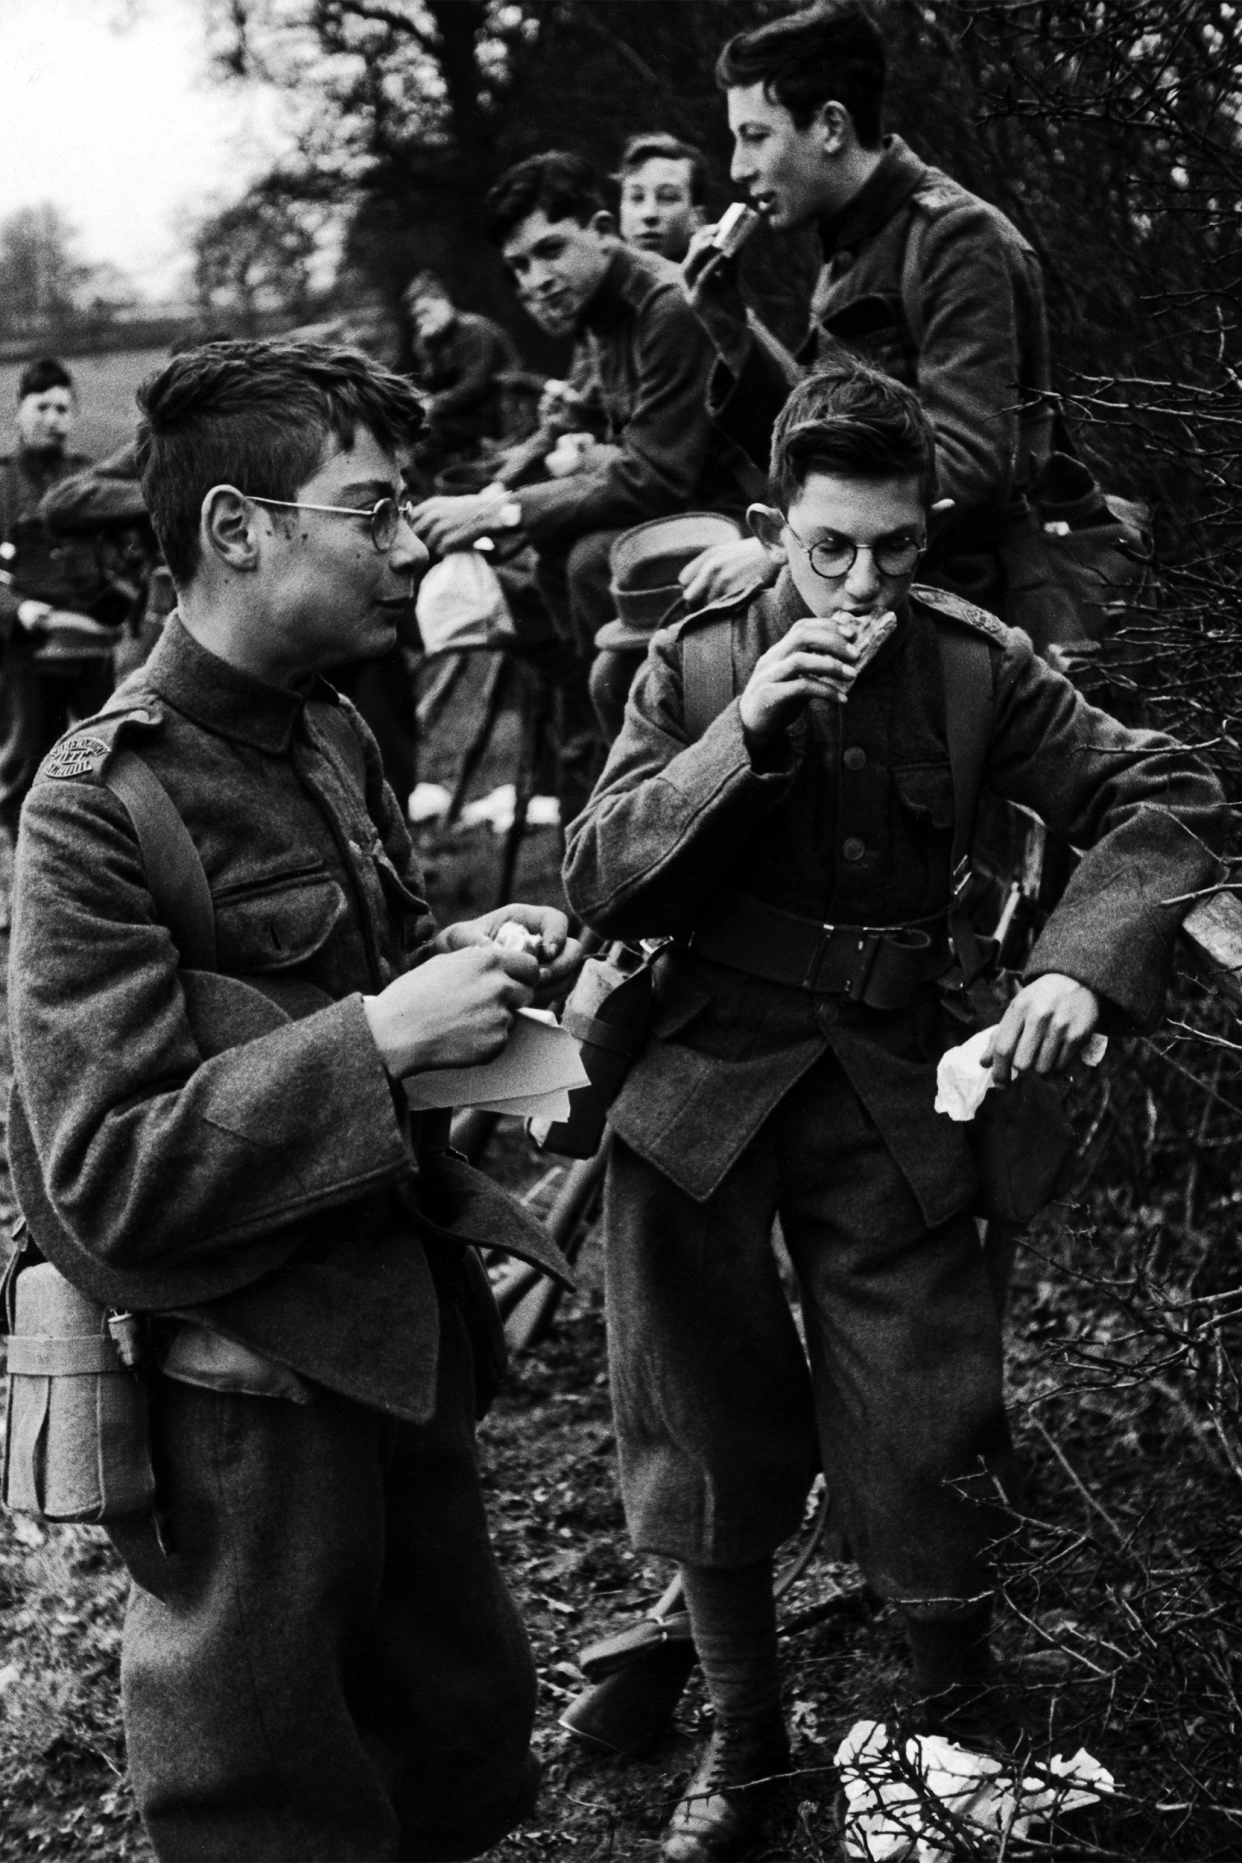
[145,611,336,753]
[816,135,927,257]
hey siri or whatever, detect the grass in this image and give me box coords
[0,348,166,461]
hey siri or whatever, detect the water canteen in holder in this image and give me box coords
[597,511,744,652]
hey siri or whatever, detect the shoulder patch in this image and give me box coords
[42,734,112,780]
[911,583,1009,641]
[36,702,163,784]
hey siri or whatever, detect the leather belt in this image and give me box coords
[685,893,952,1009]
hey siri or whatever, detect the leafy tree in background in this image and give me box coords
[0,204,133,344]
[201,0,1242,744]
[201,0,815,358]
[190,184,326,334]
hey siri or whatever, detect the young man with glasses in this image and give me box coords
[7,339,580,1861]
[564,365,1222,1861]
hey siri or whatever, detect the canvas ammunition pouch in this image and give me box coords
[997,438,1153,659]
[532,945,658,1158]
[2,1253,155,1523]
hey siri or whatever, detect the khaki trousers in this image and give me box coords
[605,1051,1016,1600]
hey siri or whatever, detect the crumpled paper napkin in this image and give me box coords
[935,1027,1108,1122]
[835,1719,1114,1861]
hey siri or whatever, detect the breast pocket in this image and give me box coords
[213,870,349,974]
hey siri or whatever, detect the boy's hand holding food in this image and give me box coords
[738,610,895,746]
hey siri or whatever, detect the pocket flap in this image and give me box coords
[215,874,348,973]
[894,762,954,828]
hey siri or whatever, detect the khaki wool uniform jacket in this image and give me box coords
[714,137,1052,583]
[9,615,563,1423]
[518,243,761,552]
[415,308,520,453]
[563,573,1224,1225]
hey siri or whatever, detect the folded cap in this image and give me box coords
[597,511,742,652]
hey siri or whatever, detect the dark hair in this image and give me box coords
[135,339,424,588]
[169,326,236,356]
[19,356,74,401]
[486,152,608,247]
[405,269,451,303]
[716,2,886,148]
[770,364,935,508]
[619,133,709,207]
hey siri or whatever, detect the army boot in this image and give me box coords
[661,1707,790,1862]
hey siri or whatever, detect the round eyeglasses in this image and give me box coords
[784,520,924,581]
[246,494,418,554]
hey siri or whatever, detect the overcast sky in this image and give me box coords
[0,0,295,301]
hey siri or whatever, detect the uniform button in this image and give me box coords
[817,997,839,1032]
[835,251,855,274]
[843,746,866,772]
[842,836,866,862]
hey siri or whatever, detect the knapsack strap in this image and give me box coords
[937,623,995,982]
[900,205,931,353]
[682,618,735,742]
[103,749,217,971]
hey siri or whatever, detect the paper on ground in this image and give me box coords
[935,1027,1108,1122]
[403,1007,588,1119]
[835,1718,1113,1861]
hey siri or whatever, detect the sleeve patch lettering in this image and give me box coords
[43,735,110,779]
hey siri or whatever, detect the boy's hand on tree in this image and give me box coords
[737,615,865,747]
[362,946,536,1078]
[983,974,1100,1086]
[682,228,750,376]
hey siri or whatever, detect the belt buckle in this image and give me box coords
[804,920,837,991]
[843,929,882,1003]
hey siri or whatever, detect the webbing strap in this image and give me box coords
[562,1007,647,1059]
[938,625,994,982]
[6,1373,49,1513]
[679,603,996,982]
[682,619,735,742]
[7,1333,120,1376]
[104,749,217,971]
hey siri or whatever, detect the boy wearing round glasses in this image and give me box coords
[8,340,580,1861]
[564,365,1222,1861]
